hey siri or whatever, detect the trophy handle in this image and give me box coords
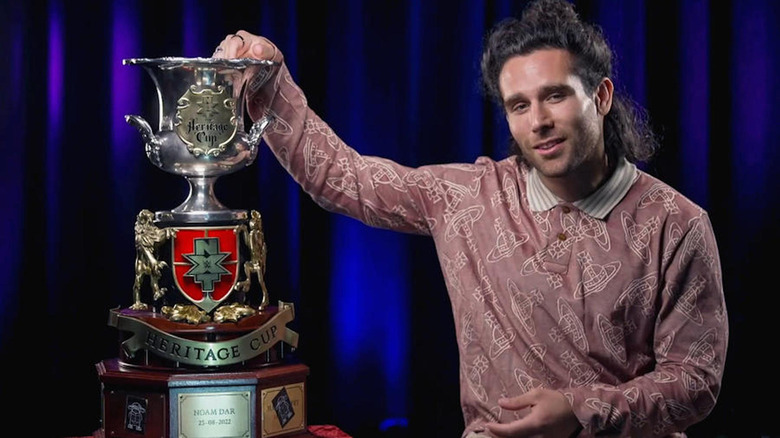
[125,114,163,167]
[125,114,155,144]
[247,114,275,150]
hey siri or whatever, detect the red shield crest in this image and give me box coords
[172,227,240,312]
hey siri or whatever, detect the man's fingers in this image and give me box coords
[248,35,277,61]
[498,393,533,410]
[213,30,250,58]
[484,422,514,436]
[213,30,277,61]
[484,420,539,438]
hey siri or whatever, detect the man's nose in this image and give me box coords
[530,104,553,132]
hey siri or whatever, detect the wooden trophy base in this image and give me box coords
[96,358,312,438]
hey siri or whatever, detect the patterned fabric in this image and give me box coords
[248,56,728,438]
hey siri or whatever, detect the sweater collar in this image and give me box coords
[526,157,637,219]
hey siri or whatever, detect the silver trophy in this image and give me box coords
[121,56,281,316]
[124,57,277,223]
[97,56,309,438]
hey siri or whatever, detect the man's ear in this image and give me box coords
[595,77,614,115]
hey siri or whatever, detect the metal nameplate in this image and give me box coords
[178,390,252,438]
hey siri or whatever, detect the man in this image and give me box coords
[214,0,727,436]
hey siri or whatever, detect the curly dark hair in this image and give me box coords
[480,0,658,165]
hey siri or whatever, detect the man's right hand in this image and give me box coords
[212,30,279,61]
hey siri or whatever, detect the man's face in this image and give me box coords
[499,49,609,187]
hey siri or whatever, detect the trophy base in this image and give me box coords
[96,358,310,438]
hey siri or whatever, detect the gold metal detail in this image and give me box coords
[161,304,210,324]
[132,209,175,310]
[236,210,270,310]
[213,302,258,323]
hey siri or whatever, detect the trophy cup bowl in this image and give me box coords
[124,57,278,223]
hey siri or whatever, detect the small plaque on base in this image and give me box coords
[261,383,306,437]
[176,390,252,438]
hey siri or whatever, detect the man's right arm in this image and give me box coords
[214,31,434,236]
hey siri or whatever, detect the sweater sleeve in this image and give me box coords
[245,55,436,235]
[566,211,728,437]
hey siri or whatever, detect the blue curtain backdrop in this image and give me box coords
[1,0,778,437]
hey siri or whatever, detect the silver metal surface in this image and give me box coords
[124,57,278,224]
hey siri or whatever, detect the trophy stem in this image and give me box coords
[155,176,247,224]
[180,176,225,211]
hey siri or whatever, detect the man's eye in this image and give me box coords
[512,103,528,113]
[548,93,564,102]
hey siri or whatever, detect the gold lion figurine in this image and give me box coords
[236,210,270,310]
[131,209,175,310]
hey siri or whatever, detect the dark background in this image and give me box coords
[1,1,778,437]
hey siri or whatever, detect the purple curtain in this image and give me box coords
[1,1,777,436]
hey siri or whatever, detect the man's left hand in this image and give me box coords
[484,388,581,437]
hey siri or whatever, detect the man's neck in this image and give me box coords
[539,154,612,202]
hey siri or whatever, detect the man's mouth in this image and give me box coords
[533,138,564,151]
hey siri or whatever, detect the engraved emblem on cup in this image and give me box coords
[175,85,237,157]
[123,57,278,223]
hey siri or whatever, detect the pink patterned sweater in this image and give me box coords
[247,57,728,438]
